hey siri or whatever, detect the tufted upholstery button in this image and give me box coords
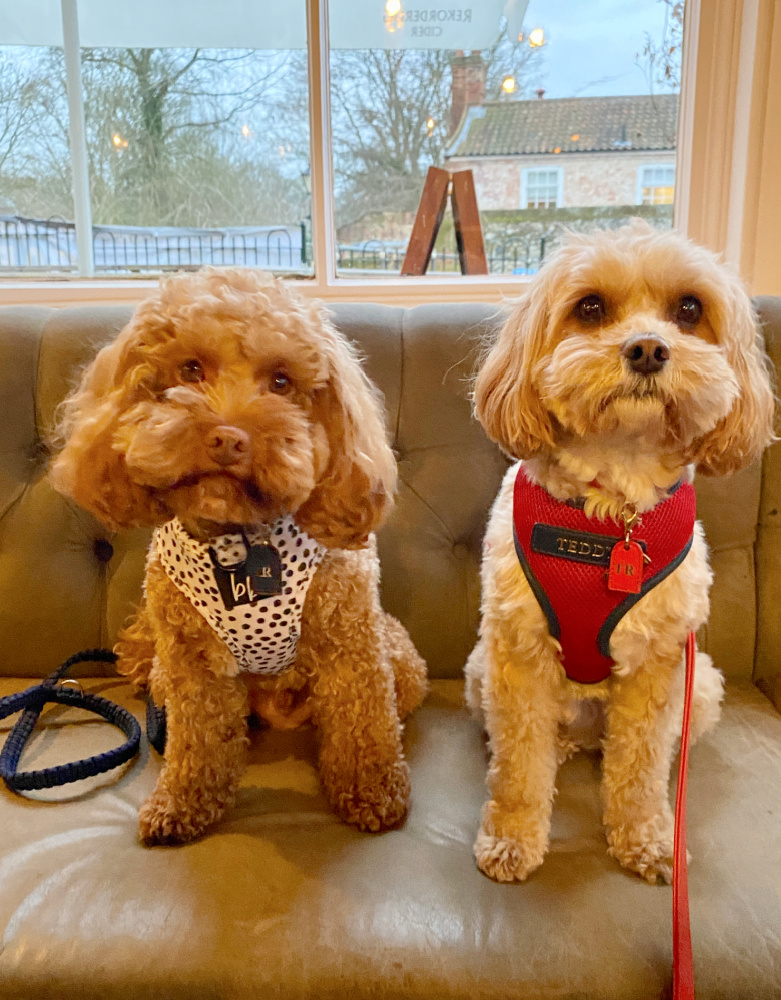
[452,542,472,561]
[93,539,114,563]
[29,439,50,463]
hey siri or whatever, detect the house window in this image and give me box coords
[521,168,563,209]
[638,165,676,205]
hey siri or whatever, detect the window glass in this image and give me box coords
[0,44,75,272]
[639,165,675,205]
[523,169,561,209]
[2,1,312,276]
[329,0,684,277]
[80,0,311,275]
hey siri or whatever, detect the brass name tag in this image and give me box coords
[530,523,646,567]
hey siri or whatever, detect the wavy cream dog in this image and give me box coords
[467,223,774,883]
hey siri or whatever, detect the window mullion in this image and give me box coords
[305,0,336,286]
[61,0,94,277]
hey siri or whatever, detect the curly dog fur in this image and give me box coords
[51,268,427,844]
[467,223,775,884]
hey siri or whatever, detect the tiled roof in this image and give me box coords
[446,94,678,157]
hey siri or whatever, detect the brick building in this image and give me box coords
[444,92,678,212]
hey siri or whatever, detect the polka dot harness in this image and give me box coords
[156,517,326,675]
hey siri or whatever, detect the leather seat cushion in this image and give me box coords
[1,678,780,999]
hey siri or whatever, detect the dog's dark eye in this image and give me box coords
[270,372,292,394]
[179,359,205,383]
[574,294,607,324]
[674,295,703,329]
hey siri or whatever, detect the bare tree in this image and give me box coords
[330,48,452,224]
[0,57,42,177]
[0,47,74,218]
[637,0,683,93]
[79,46,298,226]
[326,27,543,228]
[2,26,543,234]
[0,45,308,227]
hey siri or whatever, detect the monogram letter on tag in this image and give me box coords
[244,543,282,597]
[208,543,282,609]
[608,540,644,594]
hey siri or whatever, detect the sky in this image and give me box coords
[521,0,675,98]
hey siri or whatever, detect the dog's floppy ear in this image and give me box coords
[49,307,168,530]
[473,290,556,459]
[295,315,397,548]
[689,284,776,476]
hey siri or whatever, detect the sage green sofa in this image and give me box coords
[0,298,780,999]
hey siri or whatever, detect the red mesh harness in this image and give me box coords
[512,466,696,684]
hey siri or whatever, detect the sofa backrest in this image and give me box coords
[0,299,778,688]
[753,296,781,708]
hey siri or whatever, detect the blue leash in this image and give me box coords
[146,697,167,756]
[0,649,141,791]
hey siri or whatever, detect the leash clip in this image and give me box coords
[57,678,85,698]
[620,503,640,543]
[620,504,651,564]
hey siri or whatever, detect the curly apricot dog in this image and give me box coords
[467,223,774,884]
[51,268,427,844]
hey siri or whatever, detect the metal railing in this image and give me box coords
[0,216,78,272]
[0,216,307,274]
[92,225,305,272]
[336,232,552,275]
[0,215,561,276]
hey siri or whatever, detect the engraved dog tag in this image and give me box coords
[244,543,282,597]
[208,543,282,609]
[608,540,644,594]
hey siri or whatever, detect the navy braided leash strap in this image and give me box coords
[0,649,141,792]
[146,697,167,756]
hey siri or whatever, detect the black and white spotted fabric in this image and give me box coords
[155,517,326,674]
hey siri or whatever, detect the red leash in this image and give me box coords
[673,632,696,999]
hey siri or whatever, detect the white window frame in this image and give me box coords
[636,164,676,206]
[521,167,564,210]
[675,0,780,296]
[0,0,779,305]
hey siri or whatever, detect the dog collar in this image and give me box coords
[155,516,325,675]
[512,466,696,684]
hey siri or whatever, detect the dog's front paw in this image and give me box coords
[474,800,548,882]
[138,789,221,846]
[327,759,411,832]
[474,828,545,882]
[607,825,686,884]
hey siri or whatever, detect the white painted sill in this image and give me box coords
[0,273,530,308]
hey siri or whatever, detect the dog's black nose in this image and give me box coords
[206,425,251,467]
[622,335,670,375]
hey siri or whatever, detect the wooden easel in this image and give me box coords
[401,166,488,276]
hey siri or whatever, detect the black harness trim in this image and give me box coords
[513,523,561,642]
[596,534,694,658]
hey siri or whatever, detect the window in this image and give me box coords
[1,1,778,298]
[0,43,74,271]
[638,165,675,205]
[81,40,312,275]
[1,1,312,276]
[522,168,562,209]
[329,0,684,278]
[1,0,684,280]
